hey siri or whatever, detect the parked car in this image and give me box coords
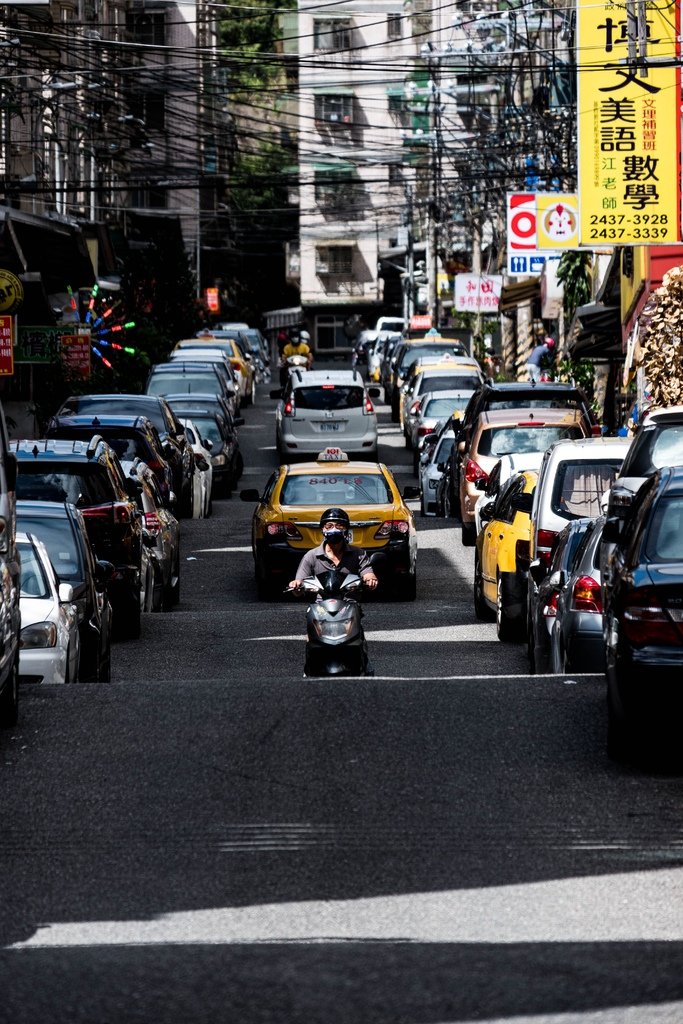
[473,452,544,536]
[55,394,194,518]
[386,339,469,420]
[0,401,20,724]
[527,518,591,675]
[602,466,683,759]
[408,390,474,470]
[11,437,144,640]
[166,405,241,496]
[178,333,257,405]
[124,459,181,611]
[400,358,483,435]
[45,414,174,509]
[368,332,401,383]
[146,361,234,404]
[548,516,607,674]
[168,349,240,413]
[241,446,418,600]
[178,418,213,518]
[16,500,113,682]
[473,470,537,640]
[272,369,379,460]
[418,423,457,517]
[458,408,591,545]
[18,532,80,685]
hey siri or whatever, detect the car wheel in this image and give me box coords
[0,656,18,728]
[461,521,476,547]
[473,555,495,621]
[496,573,520,642]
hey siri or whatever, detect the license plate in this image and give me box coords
[320,422,340,431]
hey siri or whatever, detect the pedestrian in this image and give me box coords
[525,336,555,382]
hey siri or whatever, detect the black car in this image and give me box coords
[16,500,113,681]
[603,466,683,759]
[0,402,20,726]
[165,405,242,496]
[44,414,174,508]
[11,437,143,640]
[55,394,194,518]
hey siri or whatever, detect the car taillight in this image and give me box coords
[571,574,602,613]
[283,399,295,416]
[82,502,133,524]
[515,539,530,568]
[144,511,162,535]
[409,400,421,415]
[465,459,488,484]
[375,520,410,538]
[591,424,602,436]
[363,397,375,415]
[622,588,682,645]
[536,528,557,566]
[542,591,559,618]
[266,522,303,540]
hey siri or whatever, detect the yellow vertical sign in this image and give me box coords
[577,0,681,245]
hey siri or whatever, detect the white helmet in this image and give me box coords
[300,330,310,342]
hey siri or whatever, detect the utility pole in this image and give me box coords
[403,184,415,323]
[428,58,443,328]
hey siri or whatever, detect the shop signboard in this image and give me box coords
[454,274,502,313]
[0,316,14,376]
[15,326,63,363]
[60,333,91,378]
[409,314,432,330]
[577,0,681,245]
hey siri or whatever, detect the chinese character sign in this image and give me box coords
[60,333,91,379]
[577,0,681,245]
[0,316,13,376]
[454,274,502,313]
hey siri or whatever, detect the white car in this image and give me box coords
[179,417,213,518]
[275,369,379,459]
[419,428,457,516]
[473,451,545,536]
[18,532,80,684]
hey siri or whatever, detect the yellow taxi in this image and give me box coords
[473,469,536,641]
[240,447,418,600]
[174,333,257,405]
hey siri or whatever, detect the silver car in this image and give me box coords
[418,429,457,516]
[549,516,606,674]
[274,369,379,459]
[18,532,80,684]
[409,389,474,467]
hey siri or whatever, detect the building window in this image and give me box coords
[128,91,166,131]
[314,169,359,209]
[314,94,353,127]
[130,186,167,209]
[316,315,351,350]
[127,11,166,46]
[315,245,354,276]
[387,13,402,38]
[313,19,352,50]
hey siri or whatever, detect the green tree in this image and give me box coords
[556,251,592,321]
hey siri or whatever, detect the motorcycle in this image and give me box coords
[279,352,310,387]
[287,570,373,677]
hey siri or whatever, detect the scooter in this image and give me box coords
[288,570,372,677]
[279,352,310,387]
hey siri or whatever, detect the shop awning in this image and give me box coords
[3,210,95,294]
[569,300,622,358]
[499,277,541,312]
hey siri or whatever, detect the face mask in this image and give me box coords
[323,528,345,543]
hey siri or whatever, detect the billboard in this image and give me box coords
[577,0,681,245]
[454,274,503,313]
[506,193,578,275]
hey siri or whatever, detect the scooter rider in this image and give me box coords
[289,508,379,590]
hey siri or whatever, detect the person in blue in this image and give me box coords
[526,336,555,382]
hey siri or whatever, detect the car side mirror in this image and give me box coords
[548,569,565,589]
[480,500,495,523]
[436,462,446,472]
[195,456,210,472]
[270,388,283,399]
[402,485,420,499]
[58,582,74,603]
[529,559,546,586]
[240,488,260,502]
[94,559,115,591]
[204,439,214,451]
[367,387,380,398]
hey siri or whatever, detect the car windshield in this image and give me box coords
[294,386,365,411]
[488,395,582,412]
[281,472,392,505]
[645,495,683,562]
[399,345,466,372]
[421,376,480,394]
[147,374,218,396]
[17,516,82,581]
[63,398,166,434]
[424,396,471,419]
[16,465,115,506]
[52,428,151,463]
[550,459,622,521]
[19,543,50,598]
[478,424,584,458]
[190,416,224,446]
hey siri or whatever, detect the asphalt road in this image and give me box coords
[1,376,682,1023]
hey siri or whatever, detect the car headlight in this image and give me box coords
[21,622,58,649]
